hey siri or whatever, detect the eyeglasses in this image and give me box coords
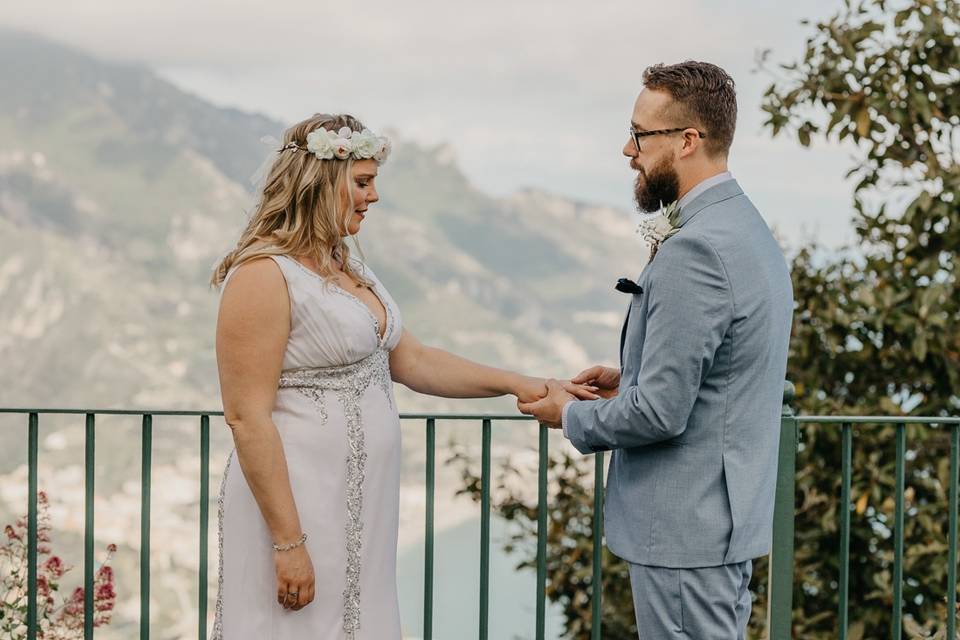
[629,126,706,152]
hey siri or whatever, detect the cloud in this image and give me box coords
[1,0,854,246]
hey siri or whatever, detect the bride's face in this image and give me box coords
[340,159,380,236]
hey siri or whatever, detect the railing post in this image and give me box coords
[141,415,152,640]
[892,423,906,639]
[838,423,852,639]
[768,381,797,639]
[27,413,38,640]
[591,452,605,640]
[84,413,95,640]
[198,415,210,640]
[424,418,436,640]
[535,424,548,640]
[948,425,959,639]
[479,418,492,640]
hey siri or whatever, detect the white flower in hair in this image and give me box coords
[350,129,380,159]
[373,137,392,163]
[305,128,335,160]
[299,125,392,163]
[331,127,353,160]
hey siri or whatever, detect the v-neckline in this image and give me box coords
[289,257,390,345]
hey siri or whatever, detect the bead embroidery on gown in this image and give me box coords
[213,254,403,639]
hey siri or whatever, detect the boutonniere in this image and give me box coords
[636,201,681,262]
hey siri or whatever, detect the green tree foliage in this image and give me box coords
[760,1,958,637]
[454,1,958,637]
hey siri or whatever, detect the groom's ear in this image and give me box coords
[678,128,703,158]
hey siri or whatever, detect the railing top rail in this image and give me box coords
[796,416,960,425]
[1,409,957,424]
[0,408,224,416]
[0,408,535,420]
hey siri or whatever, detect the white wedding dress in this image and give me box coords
[213,253,403,639]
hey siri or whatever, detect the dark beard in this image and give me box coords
[633,156,680,213]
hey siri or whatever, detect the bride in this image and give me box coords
[210,113,596,639]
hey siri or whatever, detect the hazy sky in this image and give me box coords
[2,0,862,248]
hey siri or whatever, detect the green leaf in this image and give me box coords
[856,108,871,137]
[848,620,866,640]
[912,332,928,361]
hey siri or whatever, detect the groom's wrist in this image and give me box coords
[561,400,574,436]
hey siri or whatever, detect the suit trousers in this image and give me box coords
[628,560,753,639]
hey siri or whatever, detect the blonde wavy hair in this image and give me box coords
[211,113,374,288]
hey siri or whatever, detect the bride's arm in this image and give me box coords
[389,329,598,403]
[389,329,545,400]
[216,258,314,610]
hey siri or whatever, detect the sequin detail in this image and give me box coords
[277,348,393,637]
[291,386,329,425]
[211,450,233,640]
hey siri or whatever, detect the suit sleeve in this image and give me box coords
[564,232,733,453]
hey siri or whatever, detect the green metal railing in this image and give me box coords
[1,409,603,640]
[767,384,960,639]
[4,384,960,639]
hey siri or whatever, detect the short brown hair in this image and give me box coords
[642,61,737,158]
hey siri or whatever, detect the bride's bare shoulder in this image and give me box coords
[219,257,290,319]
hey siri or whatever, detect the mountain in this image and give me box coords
[0,28,644,638]
[0,27,644,411]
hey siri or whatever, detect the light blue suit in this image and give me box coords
[564,179,793,638]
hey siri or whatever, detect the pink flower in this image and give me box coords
[3,489,119,634]
[95,581,116,605]
[63,587,85,616]
[43,555,67,578]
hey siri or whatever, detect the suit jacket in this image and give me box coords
[565,179,793,568]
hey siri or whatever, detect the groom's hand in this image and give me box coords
[517,379,576,429]
[572,365,620,399]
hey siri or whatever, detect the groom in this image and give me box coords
[520,61,793,638]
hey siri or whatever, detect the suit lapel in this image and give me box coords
[618,301,632,369]
[615,181,744,375]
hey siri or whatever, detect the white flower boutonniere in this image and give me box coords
[637,200,681,262]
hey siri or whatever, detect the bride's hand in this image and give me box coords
[512,376,599,404]
[275,544,315,611]
[512,376,549,404]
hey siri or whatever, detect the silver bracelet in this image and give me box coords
[272,532,307,552]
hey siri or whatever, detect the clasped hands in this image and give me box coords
[516,365,620,429]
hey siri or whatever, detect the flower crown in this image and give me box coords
[280,127,392,163]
